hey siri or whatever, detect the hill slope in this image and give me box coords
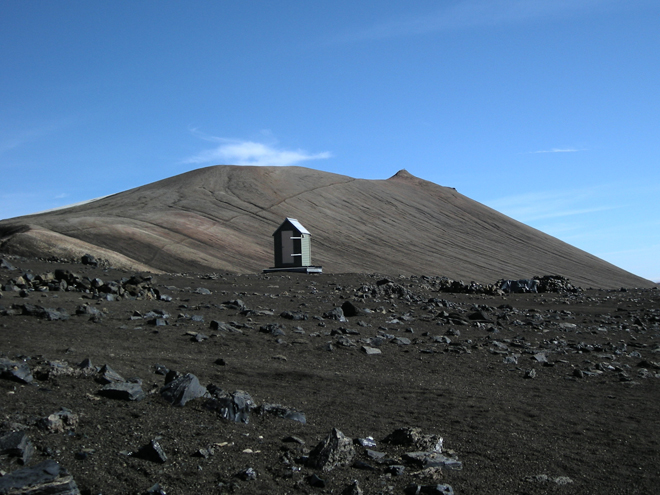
[0,165,652,288]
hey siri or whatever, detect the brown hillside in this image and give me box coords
[0,165,652,288]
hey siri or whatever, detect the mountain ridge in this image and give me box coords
[0,165,653,288]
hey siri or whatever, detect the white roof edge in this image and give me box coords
[285,217,311,235]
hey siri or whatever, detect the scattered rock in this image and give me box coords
[0,459,80,494]
[257,403,306,424]
[99,381,146,401]
[361,346,381,355]
[236,467,257,481]
[0,358,33,384]
[404,483,454,495]
[134,440,167,463]
[205,389,255,423]
[307,428,356,472]
[307,473,326,488]
[384,427,443,452]
[341,301,363,317]
[323,307,347,322]
[160,373,208,407]
[341,479,364,495]
[96,364,125,384]
[402,452,462,470]
[0,431,34,465]
[38,409,79,433]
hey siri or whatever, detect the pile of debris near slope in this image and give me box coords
[497,275,582,294]
[340,274,582,302]
[0,265,159,301]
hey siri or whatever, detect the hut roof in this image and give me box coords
[276,217,311,236]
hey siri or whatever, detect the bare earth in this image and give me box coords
[0,166,654,289]
[1,257,659,494]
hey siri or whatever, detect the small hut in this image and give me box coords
[264,218,322,273]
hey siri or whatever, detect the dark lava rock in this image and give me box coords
[0,459,80,494]
[257,403,306,424]
[210,320,241,332]
[0,431,34,465]
[205,389,255,423]
[323,307,347,322]
[307,474,326,488]
[341,301,363,317]
[0,258,17,270]
[402,452,462,470]
[96,364,125,384]
[387,465,406,476]
[134,440,167,463]
[77,358,94,370]
[384,427,443,452]
[223,299,245,310]
[280,311,308,321]
[145,483,167,494]
[19,304,69,321]
[38,408,79,432]
[236,467,257,481]
[98,381,146,401]
[160,373,208,407]
[260,323,286,336]
[80,253,98,266]
[467,310,492,322]
[307,428,356,472]
[404,483,455,495]
[341,480,364,495]
[0,357,33,384]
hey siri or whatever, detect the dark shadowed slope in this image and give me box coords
[0,165,653,288]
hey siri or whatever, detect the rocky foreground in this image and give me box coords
[0,255,659,494]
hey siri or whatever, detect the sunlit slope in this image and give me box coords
[0,165,653,288]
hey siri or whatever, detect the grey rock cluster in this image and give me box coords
[0,268,160,301]
[302,426,459,494]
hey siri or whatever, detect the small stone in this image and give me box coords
[0,459,80,494]
[0,431,34,464]
[387,465,406,476]
[160,373,208,407]
[361,346,381,355]
[96,364,125,384]
[134,440,167,463]
[236,467,257,481]
[39,408,79,432]
[99,381,146,401]
[0,357,33,384]
[341,479,363,495]
[307,428,356,472]
[404,483,454,495]
[307,474,326,488]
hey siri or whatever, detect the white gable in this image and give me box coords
[286,217,311,235]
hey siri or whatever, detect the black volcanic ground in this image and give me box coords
[0,166,653,288]
[0,256,659,495]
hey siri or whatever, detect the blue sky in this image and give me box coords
[2,0,659,281]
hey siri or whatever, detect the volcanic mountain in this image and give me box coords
[0,165,652,288]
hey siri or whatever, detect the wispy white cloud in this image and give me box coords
[330,0,618,43]
[485,185,617,222]
[184,130,332,166]
[528,147,585,154]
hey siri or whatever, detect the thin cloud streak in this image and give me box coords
[530,148,583,154]
[184,131,332,167]
[329,0,616,44]
[485,186,617,222]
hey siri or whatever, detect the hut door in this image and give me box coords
[281,230,294,265]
